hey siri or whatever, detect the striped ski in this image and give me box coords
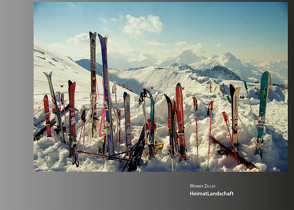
[124,92,132,153]
[89,32,98,138]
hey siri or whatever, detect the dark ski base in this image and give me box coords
[34,104,70,141]
[77,151,128,162]
[210,136,257,170]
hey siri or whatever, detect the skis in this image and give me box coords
[222,111,239,165]
[210,136,257,170]
[89,32,98,138]
[164,94,177,171]
[79,108,87,166]
[192,97,199,166]
[117,109,122,147]
[175,83,186,160]
[124,125,146,172]
[60,92,66,132]
[98,33,114,156]
[77,151,128,162]
[144,89,156,159]
[256,71,271,158]
[43,95,51,137]
[230,84,240,147]
[124,92,132,153]
[68,80,76,157]
[43,72,65,143]
[34,104,70,141]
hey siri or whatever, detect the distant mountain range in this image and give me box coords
[75,59,103,76]
[75,49,287,86]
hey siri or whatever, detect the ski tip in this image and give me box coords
[98,33,108,40]
[71,81,76,89]
[43,71,52,78]
[176,82,181,87]
[123,92,128,98]
[89,31,96,36]
[255,149,263,159]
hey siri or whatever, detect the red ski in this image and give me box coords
[175,83,186,160]
[43,95,51,137]
[68,80,76,157]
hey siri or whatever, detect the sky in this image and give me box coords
[34,2,288,63]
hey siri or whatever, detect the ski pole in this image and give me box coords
[139,90,148,160]
[112,81,119,153]
[222,112,239,165]
[192,97,199,167]
[61,93,66,133]
[81,108,86,164]
[99,108,105,137]
[78,123,85,164]
[207,101,214,171]
[117,109,121,151]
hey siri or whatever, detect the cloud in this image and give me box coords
[67,33,89,44]
[175,41,203,54]
[127,51,147,62]
[67,2,77,8]
[144,40,166,47]
[123,14,164,38]
[100,17,108,23]
[105,37,120,53]
[110,18,117,22]
[216,43,222,48]
[48,42,89,60]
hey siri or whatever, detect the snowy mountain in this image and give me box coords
[76,49,287,86]
[191,52,287,86]
[192,52,261,82]
[75,59,103,76]
[34,40,288,172]
[158,49,202,67]
[257,60,288,86]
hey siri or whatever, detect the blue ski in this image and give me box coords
[98,34,114,156]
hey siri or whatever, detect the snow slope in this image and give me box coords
[34,40,288,172]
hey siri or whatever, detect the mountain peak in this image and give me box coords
[223,52,236,60]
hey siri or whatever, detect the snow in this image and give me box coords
[34,40,288,172]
